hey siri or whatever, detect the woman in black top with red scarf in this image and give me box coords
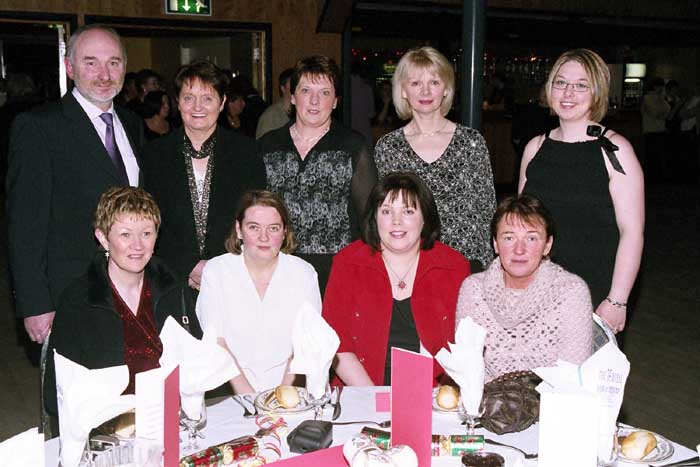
[142,61,266,291]
[44,187,202,417]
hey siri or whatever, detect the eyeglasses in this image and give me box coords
[552,79,590,92]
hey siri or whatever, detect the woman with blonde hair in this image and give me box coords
[519,48,644,334]
[196,190,321,394]
[374,46,496,269]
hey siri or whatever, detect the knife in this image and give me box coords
[331,386,343,421]
[652,458,700,467]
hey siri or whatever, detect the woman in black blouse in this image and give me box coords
[143,60,266,294]
[259,55,377,294]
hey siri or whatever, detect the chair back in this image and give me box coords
[592,313,618,351]
[40,334,53,439]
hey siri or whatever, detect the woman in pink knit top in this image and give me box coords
[456,194,592,382]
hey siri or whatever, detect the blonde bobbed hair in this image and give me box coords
[392,46,455,120]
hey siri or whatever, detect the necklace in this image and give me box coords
[290,123,330,145]
[411,119,449,138]
[382,252,420,290]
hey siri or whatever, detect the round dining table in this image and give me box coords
[44,386,698,466]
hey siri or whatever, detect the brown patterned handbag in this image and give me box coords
[479,370,542,435]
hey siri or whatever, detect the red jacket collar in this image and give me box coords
[339,240,465,281]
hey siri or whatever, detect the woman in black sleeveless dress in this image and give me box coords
[519,49,644,335]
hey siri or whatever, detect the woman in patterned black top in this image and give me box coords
[374,47,496,268]
[259,55,377,293]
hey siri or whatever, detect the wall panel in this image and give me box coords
[2,0,342,89]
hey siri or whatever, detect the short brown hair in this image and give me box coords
[225,190,297,254]
[362,172,441,252]
[94,187,161,234]
[290,55,341,97]
[174,60,229,102]
[392,46,455,120]
[490,194,555,241]
[545,48,609,123]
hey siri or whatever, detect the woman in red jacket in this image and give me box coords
[323,172,471,386]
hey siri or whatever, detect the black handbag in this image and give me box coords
[479,370,541,435]
[179,286,193,333]
[287,420,333,454]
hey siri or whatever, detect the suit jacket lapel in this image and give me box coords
[61,92,127,185]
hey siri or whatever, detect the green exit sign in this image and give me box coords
[166,0,211,16]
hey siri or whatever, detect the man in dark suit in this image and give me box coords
[6,24,143,344]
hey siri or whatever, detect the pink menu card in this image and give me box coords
[163,365,180,467]
[390,347,433,466]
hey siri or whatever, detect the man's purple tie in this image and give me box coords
[99,112,129,185]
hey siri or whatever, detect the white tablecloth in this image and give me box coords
[44,386,697,466]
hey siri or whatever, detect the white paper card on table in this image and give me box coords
[0,427,44,467]
[537,387,599,467]
[579,342,630,436]
[136,363,177,443]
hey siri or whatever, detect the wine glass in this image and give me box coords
[458,400,483,436]
[180,398,207,450]
[309,383,332,420]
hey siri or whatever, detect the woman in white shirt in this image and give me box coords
[196,190,321,394]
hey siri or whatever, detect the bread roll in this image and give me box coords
[275,385,301,409]
[621,430,657,460]
[436,385,460,410]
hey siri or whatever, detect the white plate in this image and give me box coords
[617,426,674,464]
[432,387,460,413]
[254,387,325,414]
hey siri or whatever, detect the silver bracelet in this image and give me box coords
[605,297,627,308]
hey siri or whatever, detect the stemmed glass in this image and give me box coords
[180,398,207,451]
[310,383,332,420]
[458,400,483,436]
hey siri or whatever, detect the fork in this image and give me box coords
[330,386,343,421]
[242,394,260,416]
[484,438,538,459]
[331,420,391,428]
[232,395,254,418]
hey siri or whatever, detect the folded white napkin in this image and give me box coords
[54,352,135,467]
[289,302,339,399]
[534,342,630,467]
[0,427,44,467]
[159,316,239,419]
[435,316,486,414]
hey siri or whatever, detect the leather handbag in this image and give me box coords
[287,420,333,454]
[479,370,541,435]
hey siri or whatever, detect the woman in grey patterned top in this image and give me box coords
[374,47,496,268]
[259,55,377,293]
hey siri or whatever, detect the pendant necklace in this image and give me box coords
[382,252,420,290]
